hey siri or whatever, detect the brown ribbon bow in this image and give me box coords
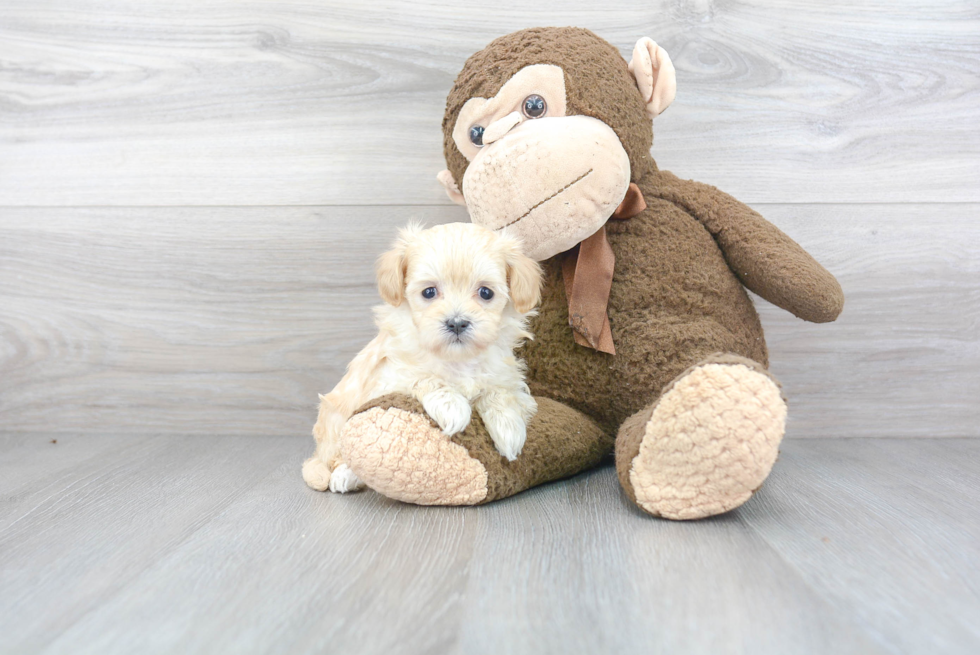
[561,182,646,355]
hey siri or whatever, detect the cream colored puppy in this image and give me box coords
[302,222,542,493]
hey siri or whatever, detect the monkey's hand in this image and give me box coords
[650,170,844,323]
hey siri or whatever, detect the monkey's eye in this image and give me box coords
[469,125,485,147]
[422,287,437,299]
[478,286,494,301]
[522,94,547,119]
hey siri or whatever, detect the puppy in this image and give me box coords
[302,222,542,493]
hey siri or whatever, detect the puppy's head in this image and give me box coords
[376,222,541,359]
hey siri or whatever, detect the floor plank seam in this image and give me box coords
[19,445,298,653]
[743,514,897,655]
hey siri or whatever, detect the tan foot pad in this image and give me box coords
[630,363,786,520]
[341,406,489,505]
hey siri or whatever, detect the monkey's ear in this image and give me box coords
[376,243,408,306]
[436,169,467,206]
[628,37,676,118]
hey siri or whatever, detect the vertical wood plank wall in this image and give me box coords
[1,1,977,438]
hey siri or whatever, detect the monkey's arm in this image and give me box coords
[649,170,844,323]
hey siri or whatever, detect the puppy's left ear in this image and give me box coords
[376,243,408,306]
[505,245,542,314]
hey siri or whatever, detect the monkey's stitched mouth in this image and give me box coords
[496,168,594,230]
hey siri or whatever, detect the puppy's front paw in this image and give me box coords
[421,389,472,436]
[482,409,528,462]
[328,463,365,493]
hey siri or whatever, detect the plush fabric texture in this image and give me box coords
[443,27,655,192]
[565,226,617,353]
[460,114,632,261]
[346,394,612,505]
[522,167,771,437]
[648,171,845,323]
[614,353,786,519]
[340,27,843,518]
[341,402,489,505]
[451,64,568,163]
[628,37,676,117]
[561,183,648,355]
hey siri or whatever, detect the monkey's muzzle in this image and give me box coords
[461,115,631,262]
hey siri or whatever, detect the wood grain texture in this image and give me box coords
[0,205,980,437]
[743,439,980,654]
[1,204,975,438]
[0,434,289,652]
[0,0,977,205]
[0,435,977,654]
[756,204,980,438]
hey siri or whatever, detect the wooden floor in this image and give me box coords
[0,434,977,654]
[2,1,979,653]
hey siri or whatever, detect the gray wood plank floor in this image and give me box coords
[0,435,976,655]
[1,0,978,206]
[2,2,978,654]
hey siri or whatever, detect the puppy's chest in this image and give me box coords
[433,361,492,400]
[374,358,494,401]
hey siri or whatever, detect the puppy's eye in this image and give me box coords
[478,286,494,301]
[469,125,484,147]
[522,94,547,119]
[422,287,437,299]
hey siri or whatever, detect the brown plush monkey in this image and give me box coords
[335,27,844,519]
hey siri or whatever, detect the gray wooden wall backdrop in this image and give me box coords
[1,0,977,439]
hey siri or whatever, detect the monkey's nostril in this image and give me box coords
[445,317,471,335]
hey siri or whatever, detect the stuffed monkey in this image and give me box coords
[331,27,843,519]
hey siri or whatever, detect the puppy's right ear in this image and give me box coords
[376,244,407,306]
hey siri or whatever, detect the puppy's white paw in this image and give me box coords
[328,463,365,493]
[482,408,528,462]
[422,389,472,436]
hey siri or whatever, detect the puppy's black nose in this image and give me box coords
[446,317,471,335]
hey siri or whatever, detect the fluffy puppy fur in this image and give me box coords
[303,222,543,493]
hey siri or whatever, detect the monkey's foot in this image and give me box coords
[341,394,611,506]
[616,354,786,520]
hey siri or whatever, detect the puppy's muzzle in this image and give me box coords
[445,316,471,336]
